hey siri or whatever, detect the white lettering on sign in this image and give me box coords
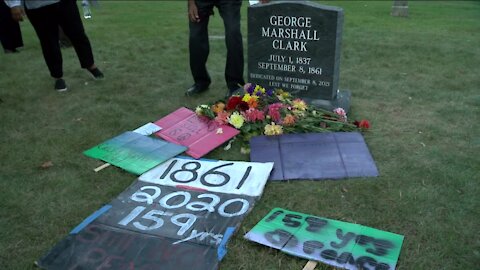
[186,194,220,213]
[173,229,223,246]
[159,191,191,209]
[139,158,273,197]
[218,198,250,217]
[129,186,251,218]
[118,206,197,236]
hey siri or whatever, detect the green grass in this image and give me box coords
[0,1,479,269]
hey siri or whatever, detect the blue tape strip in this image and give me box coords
[217,227,236,261]
[70,205,112,234]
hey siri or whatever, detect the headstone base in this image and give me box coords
[307,89,351,113]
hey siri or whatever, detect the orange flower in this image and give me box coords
[246,98,258,109]
[211,102,225,114]
[283,114,296,126]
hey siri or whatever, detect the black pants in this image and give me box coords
[25,0,94,78]
[0,1,23,51]
[189,0,245,90]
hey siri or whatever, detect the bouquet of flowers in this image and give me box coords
[195,83,370,148]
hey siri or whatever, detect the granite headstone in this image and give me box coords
[391,0,409,17]
[248,1,350,111]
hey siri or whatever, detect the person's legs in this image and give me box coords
[189,0,214,89]
[58,0,95,70]
[25,4,63,79]
[218,0,244,92]
[0,1,23,52]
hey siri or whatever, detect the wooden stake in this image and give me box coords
[302,260,318,270]
[94,163,111,172]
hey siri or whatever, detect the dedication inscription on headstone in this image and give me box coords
[248,1,350,110]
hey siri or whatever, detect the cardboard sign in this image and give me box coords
[245,208,404,270]
[97,181,256,247]
[140,157,274,197]
[83,131,187,175]
[250,132,378,181]
[38,159,273,270]
[154,107,239,159]
[37,222,219,270]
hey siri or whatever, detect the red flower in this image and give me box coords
[226,96,242,110]
[237,101,249,111]
[355,120,370,129]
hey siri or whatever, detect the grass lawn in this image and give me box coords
[0,1,479,269]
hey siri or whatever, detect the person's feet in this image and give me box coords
[54,78,68,92]
[185,84,209,96]
[88,67,104,80]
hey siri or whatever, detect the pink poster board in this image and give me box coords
[154,107,239,159]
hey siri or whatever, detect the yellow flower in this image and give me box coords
[264,122,283,135]
[228,112,245,129]
[292,98,307,111]
[275,89,291,101]
[254,85,266,95]
[242,93,258,102]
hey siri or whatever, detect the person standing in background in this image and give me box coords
[5,0,103,92]
[186,0,245,97]
[0,0,23,53]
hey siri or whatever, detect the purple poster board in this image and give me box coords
[250,132,378,181]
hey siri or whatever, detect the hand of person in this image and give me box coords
[10,6,26,22]
[188,0,200,23]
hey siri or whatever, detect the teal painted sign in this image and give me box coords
[245,208,404,270]
[84,131,187,175]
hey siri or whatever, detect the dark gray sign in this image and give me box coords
[248,1,346,105]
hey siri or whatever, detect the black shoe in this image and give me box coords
[225,87,244,98]
[54,79,68,92]
[88,67,104,80]
[185,84,209,96]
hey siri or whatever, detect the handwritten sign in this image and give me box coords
[140,158,274,197]
[38,159,273,269]
[245,208,404,270]
[96,181,255,247]
[83,131,187,175]
[154,107,239,159]
[37,222,219,270]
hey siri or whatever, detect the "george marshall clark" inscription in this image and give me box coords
[261,15,320,52]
